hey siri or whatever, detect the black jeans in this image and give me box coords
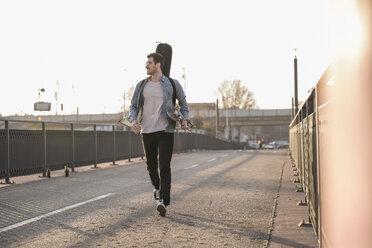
[142,131,174,206]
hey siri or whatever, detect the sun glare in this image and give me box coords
[331,0,364,59]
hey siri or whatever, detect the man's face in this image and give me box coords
[145,57,158,75]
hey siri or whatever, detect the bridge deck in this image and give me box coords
[0,150,317,247]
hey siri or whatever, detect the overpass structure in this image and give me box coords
[3,108,291,141]
[190,108,291,126]
[4,109,291,124]
[3,113,123,125]
[188,107,291,142]
[3,108,292,142]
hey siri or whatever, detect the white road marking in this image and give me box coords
[144,180,151,183]
[0,193,114,234]
[184,164,199,170]
[207,158,216,162]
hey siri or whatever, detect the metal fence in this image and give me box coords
[0,119,240,182]
[289,64,333,239]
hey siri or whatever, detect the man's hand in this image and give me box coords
[131,120,141,134]
[181,120,187,130]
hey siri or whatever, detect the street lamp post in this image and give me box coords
[294,50,299,114]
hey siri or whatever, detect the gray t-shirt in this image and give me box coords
[141,81,168,133]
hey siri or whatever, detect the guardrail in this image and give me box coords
[0,119,240,183]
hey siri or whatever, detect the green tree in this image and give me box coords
[218,80,258,109]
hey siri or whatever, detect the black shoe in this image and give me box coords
[157,202,166,217]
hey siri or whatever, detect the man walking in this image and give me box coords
[129,52,189,216]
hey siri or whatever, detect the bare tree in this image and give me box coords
[121,86,135,115]
[218,80,258,109]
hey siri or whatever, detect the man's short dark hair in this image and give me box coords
[147,53,164,69]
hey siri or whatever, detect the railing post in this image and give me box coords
[128,129,131,162]
[71,123,75,172]
[306,102,310,201]
[113,125,116,165]
[304,102,310,217]
[175,129,178,153]
[178,129,180,153]
[5,121,10,184]
[42,122,47,177]
[94,124,97,168]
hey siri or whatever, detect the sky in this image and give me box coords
[0,0,332,116]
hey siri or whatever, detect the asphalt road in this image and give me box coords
[0,149,287,248]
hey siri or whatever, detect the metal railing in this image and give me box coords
[0,118,240,183]
[289,63,333,238]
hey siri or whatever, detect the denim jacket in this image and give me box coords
[129,75,189,133]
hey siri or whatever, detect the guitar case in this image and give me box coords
[155,43,172,77]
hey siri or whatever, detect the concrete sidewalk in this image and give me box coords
[269,154,319,247]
